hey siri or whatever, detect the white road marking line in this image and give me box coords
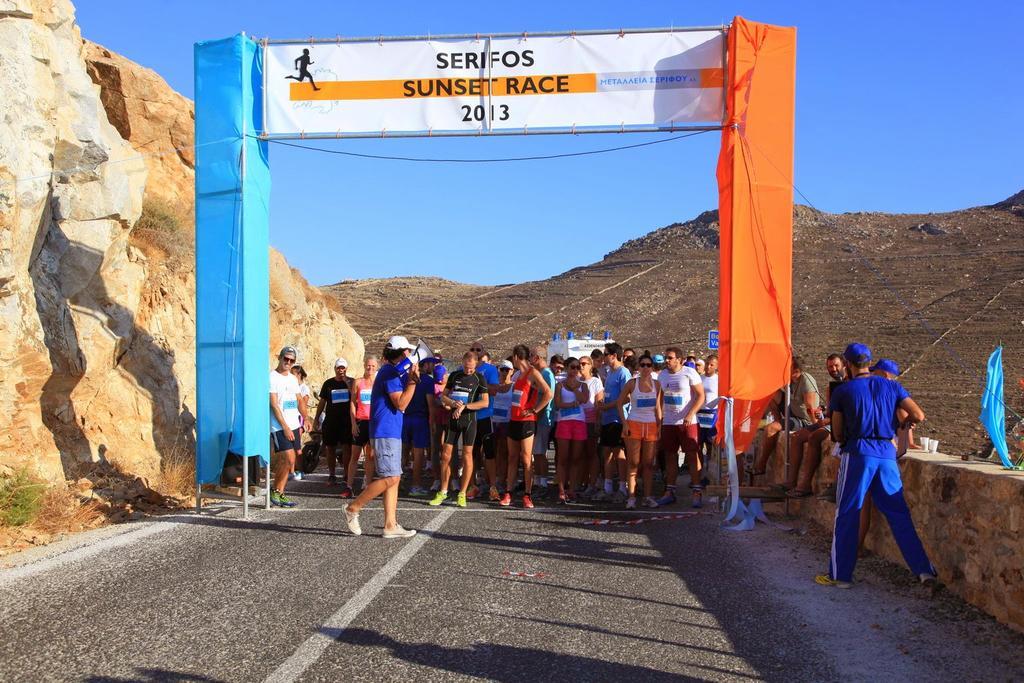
[0,518,184,587]
[264,508,455,683]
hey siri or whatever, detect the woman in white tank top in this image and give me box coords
[615,355,663,509]
[578,355,604,497]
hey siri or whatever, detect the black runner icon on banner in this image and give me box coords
[285,49,321,91]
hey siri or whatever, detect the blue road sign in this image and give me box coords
[708,329,719,351]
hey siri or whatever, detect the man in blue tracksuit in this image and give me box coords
[817,342,937,588]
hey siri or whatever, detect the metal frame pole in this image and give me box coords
[485,35,493,133]
[266,25,727,45]
[265,461,272,509]
[242,455,250,518]
[261,37,269,137]
[784,383,791,514]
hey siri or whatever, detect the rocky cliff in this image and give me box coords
[0,0,363,484]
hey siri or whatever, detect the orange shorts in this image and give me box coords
[624,420,659,443]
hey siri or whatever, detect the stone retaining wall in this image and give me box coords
[758,436,1024,632]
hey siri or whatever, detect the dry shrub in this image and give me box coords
[158,445,195,499]
[132,197,195,265]
[34,482,104,534]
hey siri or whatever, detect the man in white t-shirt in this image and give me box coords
[270,345,302,508]
[657,346,706,507]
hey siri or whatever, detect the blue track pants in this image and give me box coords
[829,454,934,582]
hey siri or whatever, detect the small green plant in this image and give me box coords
[0,469,46,527]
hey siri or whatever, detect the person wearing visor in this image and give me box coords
[269,346,302,507]
[489,359,516,500]
[313,357,354,488]
[816,343,936,589]
[344,336,420,539]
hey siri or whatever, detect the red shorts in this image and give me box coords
[555,420,587,442]
[660,423,699,455]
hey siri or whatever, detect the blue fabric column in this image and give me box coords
[194,35,271,484]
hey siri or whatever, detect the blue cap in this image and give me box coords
[870,358,900,376]
[683,361,696,369]
[653,354,665,364]
[843,342,872,364]
[433,364,447,383]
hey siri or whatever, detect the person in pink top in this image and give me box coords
[553,357,590,504]
[347,355,378,496]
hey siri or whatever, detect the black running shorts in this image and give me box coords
[599,422,625,449]
[507,420,537,442]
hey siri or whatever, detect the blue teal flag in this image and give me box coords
[980,346,1012,468]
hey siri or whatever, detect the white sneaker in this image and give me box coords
[626,496,637,510]
[344,508,361,536]
[643,496,659,509]
[382,525,417,539]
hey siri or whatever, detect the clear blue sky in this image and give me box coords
[77,1,1023,287]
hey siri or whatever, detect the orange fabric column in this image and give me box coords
[716,17,796,453]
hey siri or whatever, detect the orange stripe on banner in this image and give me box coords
[700,67,725,89]
[290,73,598,101]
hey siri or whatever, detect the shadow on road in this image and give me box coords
[332,627,704,682]
[86,668,226,683]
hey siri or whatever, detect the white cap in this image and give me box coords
[385,335,416,351]
[334,357,348,368]
[498,360,514,370]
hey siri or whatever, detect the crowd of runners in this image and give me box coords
[266,337,719,517]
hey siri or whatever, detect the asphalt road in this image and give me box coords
[1,471,1021,683]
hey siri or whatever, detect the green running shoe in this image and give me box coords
[276,491,297,508]
[428,490,447,506]
[456,492,467,508]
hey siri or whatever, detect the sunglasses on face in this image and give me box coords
[568,364,580,370]
[665,355,678,361]
[639,362,653,368]
[282,357,296,364]
[500,368,512,372]
[579,361,591,366]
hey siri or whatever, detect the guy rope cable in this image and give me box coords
[256,129,716,164]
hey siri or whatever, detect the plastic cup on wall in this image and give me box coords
[919,437,931,451]
[929,440,939,453]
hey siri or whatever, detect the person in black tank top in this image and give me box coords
[313,359,354,486]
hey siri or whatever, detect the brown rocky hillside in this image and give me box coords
[326,197,1024,459]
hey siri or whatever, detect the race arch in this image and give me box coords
[192,17,795,510]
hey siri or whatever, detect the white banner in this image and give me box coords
[263,30,725,136]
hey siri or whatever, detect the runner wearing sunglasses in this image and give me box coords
[617,354,664,509]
